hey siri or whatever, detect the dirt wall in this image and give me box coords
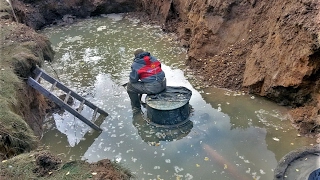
[0,15,54,159]
[11,0,141,30]
[142,0,320,140]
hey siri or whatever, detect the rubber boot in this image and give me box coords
[128,92,141,115]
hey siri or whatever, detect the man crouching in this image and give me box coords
[126,49,166,115]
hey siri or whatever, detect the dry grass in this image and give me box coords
[0,67,38,160]
[0,151,91,179]
[0,151,135,180]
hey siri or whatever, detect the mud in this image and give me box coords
[33,151,62,177]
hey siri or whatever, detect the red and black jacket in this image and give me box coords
[129,52,165,83]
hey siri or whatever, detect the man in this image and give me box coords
[126,49,166,115]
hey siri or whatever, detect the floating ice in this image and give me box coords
[66,35,82,43]
[273,137,280,141]
[246,168,251,174]
[98,142,104,149]
[115,153,122,162]
[97,26,106,31]
[185,173,193,180]
[174,166,184,173]
[217,107,222,112]
[126,149,133,153]
[131,157,137,162]
[104,147,111,151]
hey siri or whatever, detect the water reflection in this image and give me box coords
[132,112,193,146]
[40,14,316,179]
[41,113,104,160]
[200,88,314,161]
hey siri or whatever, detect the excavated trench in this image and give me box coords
[0,0,319,179]
[38,15,316,179]
[7,0,320,140]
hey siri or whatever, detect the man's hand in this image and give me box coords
[122,83,128,90]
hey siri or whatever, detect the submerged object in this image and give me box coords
[145,86,192,126]
[202,143,250,180]
[132,112,193,146]
[274,144,320,180]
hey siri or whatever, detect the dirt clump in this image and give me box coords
[289,105,320,142]
[33,151,62,177]
[89,159,134,180]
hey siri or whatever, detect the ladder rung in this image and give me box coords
[78,100,85,113]
[35,72,42,81]
[92,108,98,121]
[64,91,71,103]
[50,81,57,91]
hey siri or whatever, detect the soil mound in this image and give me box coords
[33,151,62,177]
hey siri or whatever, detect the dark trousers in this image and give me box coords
[127,78,166,109]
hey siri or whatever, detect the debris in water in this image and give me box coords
[273,137,280,141]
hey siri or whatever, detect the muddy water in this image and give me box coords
[40,14,316,180]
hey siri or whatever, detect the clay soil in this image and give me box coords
[130,10,320,142]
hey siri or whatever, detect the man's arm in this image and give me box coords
[129,68,139,82]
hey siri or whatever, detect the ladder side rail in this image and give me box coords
[33,67,108,116]
[27,77,102,131]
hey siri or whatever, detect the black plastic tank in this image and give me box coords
[145,86,192,126]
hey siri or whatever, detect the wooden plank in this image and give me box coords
[27,77,103,131]
[33,67,108,116]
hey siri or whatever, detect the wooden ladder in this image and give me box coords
[27,67,108,131]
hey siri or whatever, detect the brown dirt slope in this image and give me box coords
[142,0,320,141]
[0,2,54,160]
